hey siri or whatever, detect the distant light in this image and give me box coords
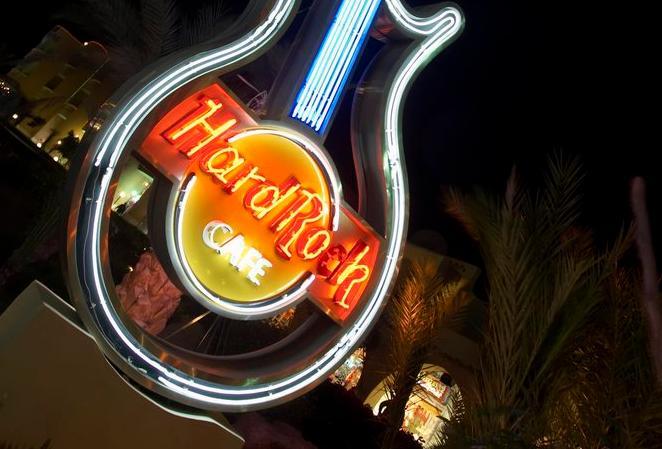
[128,266,134,272]
[57,140,62,145]
[36,142,42,148]
[143,181,149,187]
[75,134,79,139]
[53,156,59,162]
[84,42,89,46]
[11,113,18,120]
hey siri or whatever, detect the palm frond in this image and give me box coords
[54,0,227,80]
[437,155,652,447]
[540,153,585,235]
[139,0,180,57]
[180,1,233,48]
[380,259,471,449]
[80,0,142,48]
[544,267,662,448]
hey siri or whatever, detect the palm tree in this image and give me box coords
[56,0,235,83]
[631,177,662,386]
[379,259,470,449]
[544,266,662,448]
[435,156,635,447]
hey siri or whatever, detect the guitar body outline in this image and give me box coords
[65,0,464,411]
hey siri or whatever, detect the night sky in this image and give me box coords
[2,0,655,268]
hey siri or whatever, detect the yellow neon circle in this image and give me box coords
[179,130,332,303]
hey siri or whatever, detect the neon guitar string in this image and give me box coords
[291,0,382,133]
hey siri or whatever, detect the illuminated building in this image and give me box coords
[3,26,157,215]
[6,26,115,152]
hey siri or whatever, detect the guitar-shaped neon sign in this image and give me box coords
[66,0,464,411]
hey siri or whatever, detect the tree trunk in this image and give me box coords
[382,360,424,449]
[631,177,662,386]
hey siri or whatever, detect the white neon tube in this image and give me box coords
[312,0,381,130]
[306,0,374,128]
[291,0,381,133]
[295,0,364,123]
[78,0,463,409]
[292,0,356,119]
[298,0,370,124]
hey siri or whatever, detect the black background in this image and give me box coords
[2,0,654,267]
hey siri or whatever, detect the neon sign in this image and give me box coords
[163,97,238,157]
[65,0,464,411]
[202,221,273,285]
[140,84,381,321]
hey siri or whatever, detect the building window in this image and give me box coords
[43,66,73,92]
[68,89,88,108]
[44,74,65,91]
[68,52,86,68]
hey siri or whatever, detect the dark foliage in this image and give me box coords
[57,130,80,161]
[0,126,149,312]
[254,381,422,449]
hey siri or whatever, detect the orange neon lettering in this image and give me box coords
[317,244,347,278]
[318,240,371,310]
[296,227,332,260]
[270,190,327,260]
[334,264,370,309]
[270,190,325,233]
[163,98,237,157]
[328,241,370,285]
[200,147,245,185]
[243,177,302,220]
[224,164,265,194]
